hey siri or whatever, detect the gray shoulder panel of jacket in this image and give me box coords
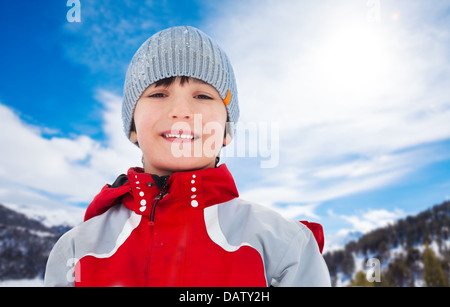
[214,198,331,287]
[44,205,137,287]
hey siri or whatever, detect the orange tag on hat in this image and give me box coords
[223,90,231,106]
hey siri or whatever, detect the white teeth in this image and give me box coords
[164,133,194,139]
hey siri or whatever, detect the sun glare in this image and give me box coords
[392,12,400,21]
[313,23,392,96]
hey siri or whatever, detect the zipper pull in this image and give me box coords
[155,185,168,200]
[149,180,169,222]
[155,177,169,200]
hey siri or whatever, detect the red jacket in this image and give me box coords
[45,165,330,287]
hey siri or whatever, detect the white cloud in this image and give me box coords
[209,0,450,218]
[0,93,141,207]
[330,208,407,234]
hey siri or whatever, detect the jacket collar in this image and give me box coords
[84,164,239,221]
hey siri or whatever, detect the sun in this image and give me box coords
[311,23,393,96]
[391,12,400,21]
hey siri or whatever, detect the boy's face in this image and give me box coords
[130,77,231,176]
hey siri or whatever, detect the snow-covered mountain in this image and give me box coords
[1,202,84,228]
[323,201,450,287]
[0,202,83,285]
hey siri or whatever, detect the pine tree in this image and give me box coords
[385,258,411,287]
[423,243,449,287]
[348,271,374,287]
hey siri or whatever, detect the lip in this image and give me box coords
[160,130,201,143]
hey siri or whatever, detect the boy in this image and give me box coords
[44,26,330,287]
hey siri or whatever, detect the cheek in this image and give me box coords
[204,104,227,126]
[133,114,161,151]
[134,104,158,134]
[201,108,227,154]
[201,108,227,137]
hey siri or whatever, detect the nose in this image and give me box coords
[168,97,193,120]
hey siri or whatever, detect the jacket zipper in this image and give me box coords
[146,181,168,286]
[149,179,169,223]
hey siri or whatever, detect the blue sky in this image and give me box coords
[1,0,450,250]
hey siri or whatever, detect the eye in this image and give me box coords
[194,94,213,100]
[148,92,167,98]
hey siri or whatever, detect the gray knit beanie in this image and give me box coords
[122,26,239,140]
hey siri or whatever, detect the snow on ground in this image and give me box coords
[0,278,44,287]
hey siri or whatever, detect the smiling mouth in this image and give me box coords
[161,131,200,142]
